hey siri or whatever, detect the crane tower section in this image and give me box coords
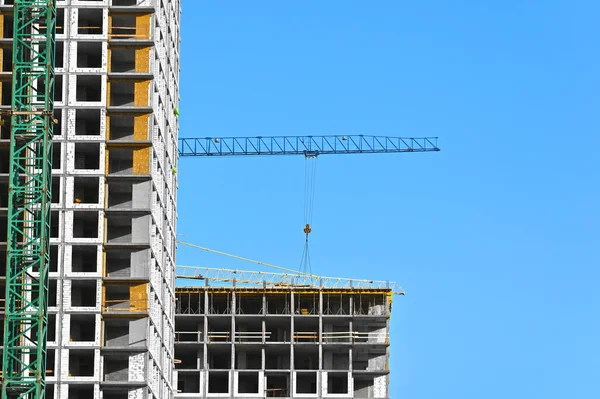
[2,1,56,399]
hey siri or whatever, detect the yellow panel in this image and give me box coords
[105,148,110,174]
[133,114,149,140]
[0,15,4,39]
[136,14,151,40]
[130,283,148,311]
[134,80,150,107]
[105,115,111,140]
[135,47,151,73]
[107,15,112,38]
[133,147,150,174]
[107,47,112,73]
[106,81,111,107]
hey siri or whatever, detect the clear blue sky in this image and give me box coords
[176,2,599,397]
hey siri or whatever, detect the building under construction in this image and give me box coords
[1,0,180,398]
[173,268,396,399]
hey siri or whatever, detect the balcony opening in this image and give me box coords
[354,376,377,399]
[207,346,231,369]
[110,82,134,106]
[2,15,13,38]
[106,215,132,243]
[54,109,63,136]
[69,385,94,398]
[77,41,102,68]
[76,75,102,102]
[47,349,55,377]
[49,280,57,307]
[176,291,204,314]
[322,320,350,344]
[108,149,132,174]
[69,350,95,377]
[74,143,100,170]
[265,318,290,343]
[266,294,291,315]
[266,373,289,398]
[108,182,132,208]
[54,74,63,102]
[328,372,349,394]
[71,280,97,307]
[324,348,350,370]
[52,142,61,170]
[56,9,65,35]
[108,114,134,140]
[208,372,229,395]
[294,346,318,370]
[296,372,317,395]
[178,371,201,394]
[103,353,130,381]
[71,314,96,342]
[50,210,59,238]
[1,81,10,105]
[265,346,290,370]
[207,293,231,314]
[55,41,64,68]
[78,8,103,35]
[294,317,319,343]
[110,48,135,72]
[50,245,58,273]
[104,319,129,347]
[110,15,136,39]
[235,347,261,369]
[2,48,10,71]
[105,249,130,277]
[72,245,98,273]
[235,318,262,343]
[48,313,56,342]
[352,347,387,372]
[75,109,101,136]
[238,372,259,394]
[104,285,130,311]
[175,347,198,370]
[73,211,98,238]
[51,177,60,204]
[74,176,99,204]
[236,294,263,315]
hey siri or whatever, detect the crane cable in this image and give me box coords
[177,240,316,277]
[300,153,318,274]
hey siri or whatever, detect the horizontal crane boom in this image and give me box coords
[178,135,439,157]
[176,265,404,295]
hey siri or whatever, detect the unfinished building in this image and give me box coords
[174,287,392,398]
[0,0,180,398]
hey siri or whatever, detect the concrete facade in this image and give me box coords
[0,0,180,398]
[174,288,392,399]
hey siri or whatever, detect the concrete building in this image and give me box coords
[174,287,392,399]
[0,0,180,398]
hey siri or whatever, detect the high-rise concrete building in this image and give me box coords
[0,0,180,398]
[174,287,392,398]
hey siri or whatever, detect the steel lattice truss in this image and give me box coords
[178,135,439,157]
[176,266,404,294]
[2,1,56,398]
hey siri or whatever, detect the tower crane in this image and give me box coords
[2,1,57,399]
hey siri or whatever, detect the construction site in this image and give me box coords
[0,1,439,398]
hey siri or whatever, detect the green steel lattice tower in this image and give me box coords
[2,1,56,398]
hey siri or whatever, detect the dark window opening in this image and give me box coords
[74,143,100,169]
[71,280,97,307]
[239,372,259,394]
[110,48,135,73]
[75,109,101,135]
[72,245,98,273]
[74,177,99,204]
[73,211,98,238]
[108,114,134,140]
[78,9,103,35]
[208,372,229,394]
[296,372,317,394]
[328,372,349,394]
[110,82,134,106]
[77,41,102,68]
[76,75,102,102]
[70,314,96,341]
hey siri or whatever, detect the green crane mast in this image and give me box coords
[2,1,57,398]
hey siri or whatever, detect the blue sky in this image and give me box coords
[176,2,599,397]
